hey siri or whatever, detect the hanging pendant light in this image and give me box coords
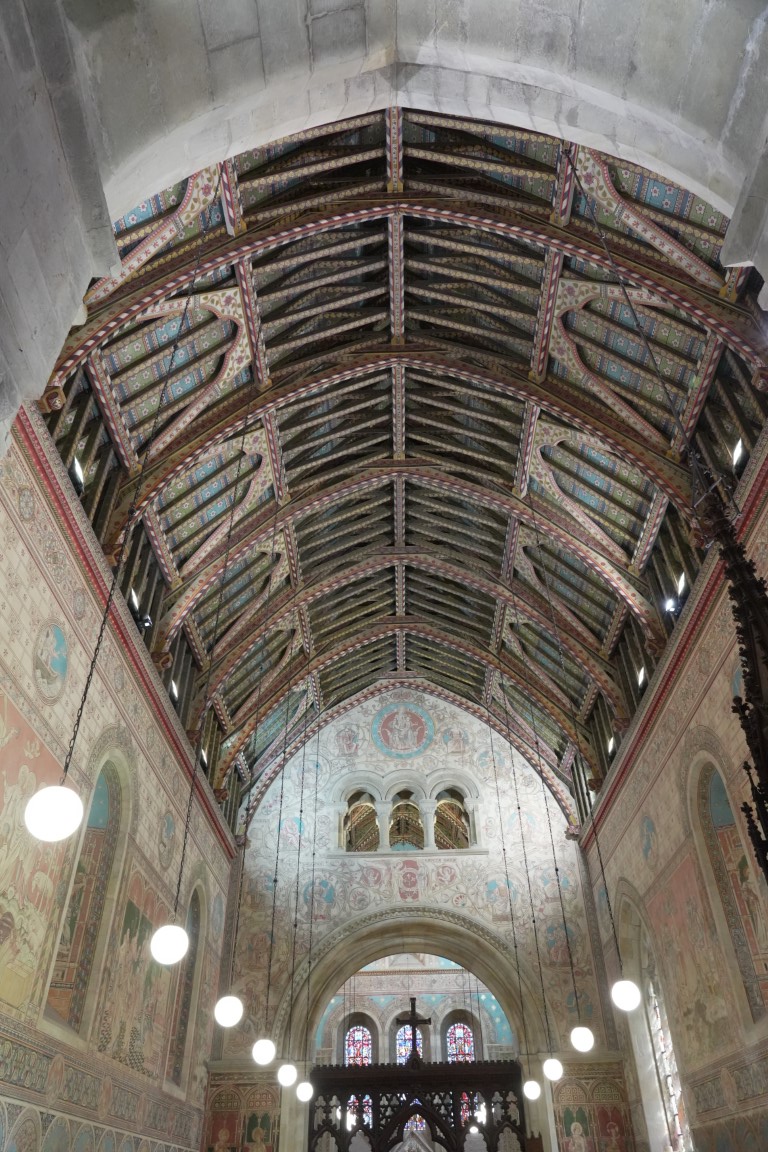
[24,783,84,842]
[611,979,642,1012]
[296,721,322,1105]
[487,693,542,1112]
[252,1038,277,1065]
[277,1062,298,1087]
[214,994,245,1028]
[570,1025,595,1052]
[542,1057,563,1081]
[150,922,189,965]
[26,174,223,844]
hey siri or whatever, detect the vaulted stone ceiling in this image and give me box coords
[41,109,767,823]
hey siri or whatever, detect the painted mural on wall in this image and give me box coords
[0,690,72,1017]
[698,764,768,1018]
[229,689,603,1060]
[646,852,733,1060]
[205,1080,280,1152]
[0,422,232,1152]
[553,1064,634,1152]
[47,767,122,1030]
[97,872,173,1080]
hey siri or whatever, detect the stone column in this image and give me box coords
[334,803,347,850]
[375,801,392,851]
[466,800,482,848]
[419,799,437,849]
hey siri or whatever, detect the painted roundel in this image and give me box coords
[372,704,434,758]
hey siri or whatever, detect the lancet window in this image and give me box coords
[645,975,692,1151]
[446,1021,475,1062]
[344,1024,373,1066]
[396,1025,423,1063]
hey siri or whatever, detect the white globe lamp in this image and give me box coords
[252,1038,276,1065]
[150,922,189,965]
[25,784,84,842]
[543,1057,563,1081]
[523,1079,541,1100]
[296,1080,314,1102]
[570,1025,595,1052]
[214,994,244,1027]
[611,979,641,1012]
[277,1062,298,1087]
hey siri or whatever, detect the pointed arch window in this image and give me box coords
[344,1024,373,1066]
[446,1021,474,1062]
[46,766,122,1030]
[645,975,692,1151]
[166,890,201,1085]
[396,1025,422,1063]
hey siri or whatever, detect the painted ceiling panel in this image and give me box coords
[45,107,767,821]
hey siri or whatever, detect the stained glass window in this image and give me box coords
[344,1024,373,1066]
[396,1025,423,1063]
[446,1022,475,1062]
[404,1111,427,1133]
[347,1095,373,1128]
[646,979,693,1151]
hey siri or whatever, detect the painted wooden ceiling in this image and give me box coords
[44,109,767,820]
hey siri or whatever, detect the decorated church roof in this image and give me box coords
[41,109,767,819]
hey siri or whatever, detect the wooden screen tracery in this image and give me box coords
[309,1059,543,1152]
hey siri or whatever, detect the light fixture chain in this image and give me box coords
[286,652,311,1056]
[264,685,291,1033]
[522,490,626,967]
[486,696,533,1070]
[499,669,555,1055]
[303,722,321,1065]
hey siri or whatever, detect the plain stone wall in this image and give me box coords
[66,0,768,220]
[0,0,115,453]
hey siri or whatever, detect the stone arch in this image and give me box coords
[64,12,747,224]
[273,906,553,1061]
[336,777,384,804]
[43,737,135,1042]
[165,880,208,1089]
[427,773,480,802]
[6,1108,41,1152]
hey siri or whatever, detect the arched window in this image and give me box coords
[698,763,768,1018]
[166,890,201,1085]
[46,765,122,1030]
[446,1021,474,1062]
[645,969,692,1151]
[435,789,470,850]
[396,1025,422,1063]
[390,791,424,850]
[344,792,379,852]
[620,901,692,1152]
[345,1024,373,1066]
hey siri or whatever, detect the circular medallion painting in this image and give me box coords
[33,623,68,702]
[372,704,434,758]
